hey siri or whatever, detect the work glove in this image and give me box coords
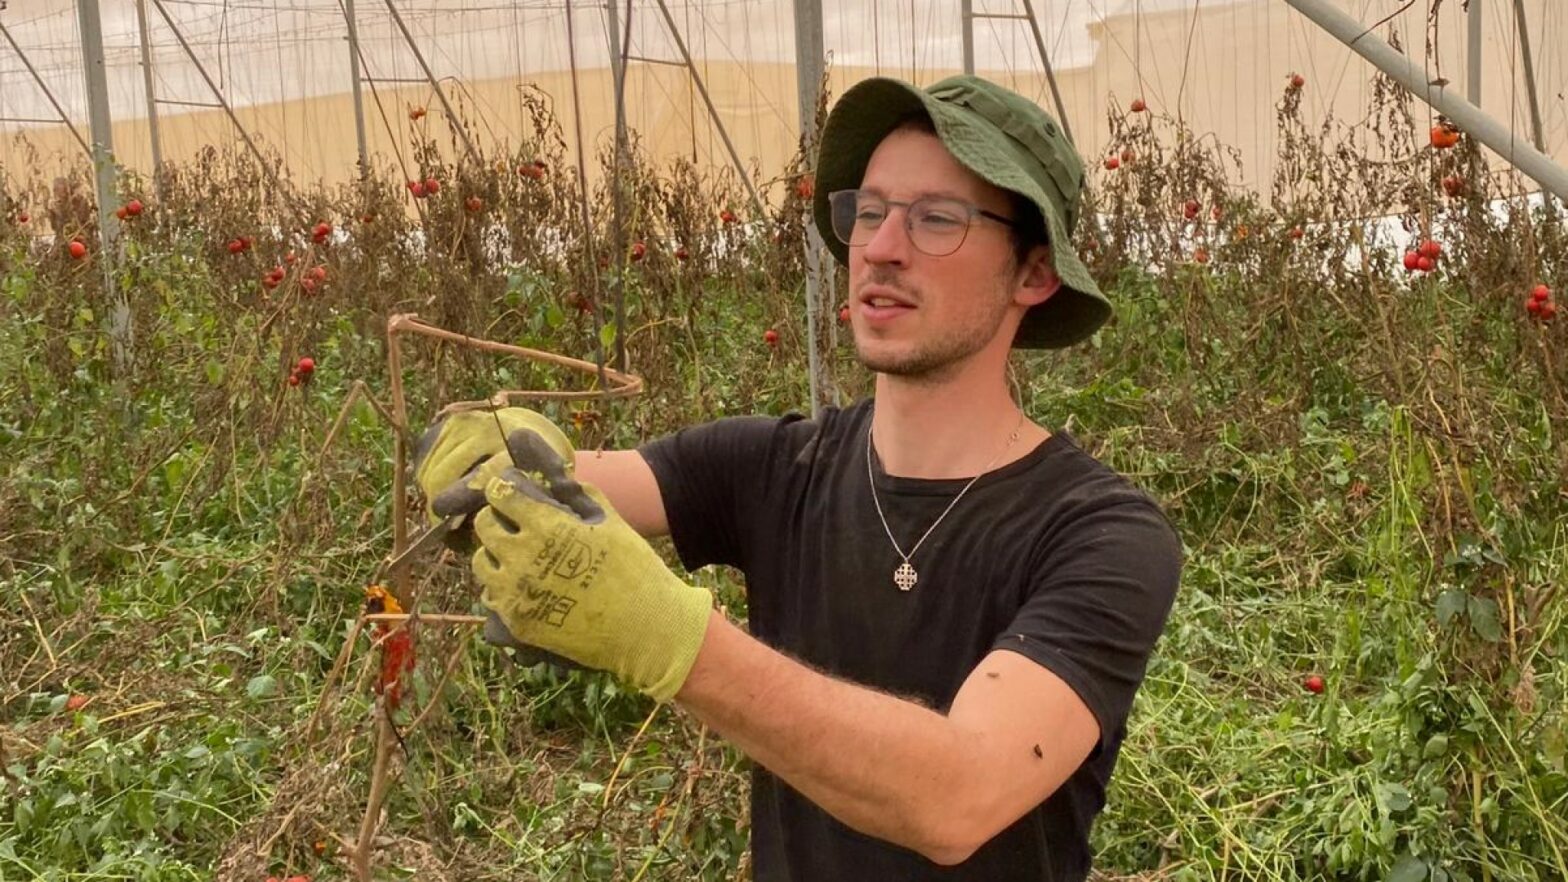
[412,406,576,526]
[465,429,714,703]
[414,408,580,673]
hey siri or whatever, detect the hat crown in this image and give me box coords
[926,76,1084,227]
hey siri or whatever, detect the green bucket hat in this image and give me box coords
[812,75,1110,349]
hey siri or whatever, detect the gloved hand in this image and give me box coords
[415,409,581,673]
[468,429,713,703]
[412,406,576,525]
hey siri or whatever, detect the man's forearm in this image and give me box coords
[674,610,983,864]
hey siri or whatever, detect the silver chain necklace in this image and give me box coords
[866,410,1026,591]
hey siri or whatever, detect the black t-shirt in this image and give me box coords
[638,398,1182,881]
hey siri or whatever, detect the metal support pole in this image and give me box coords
[149,0,272,174]
[1282,0,1568,202]
[1018,0,1073,147]
[1466,0,1482,107]
[961,0,974,76]
[134,0,164,202]
[381,0,480,165]
[0,20,92,159]
[1510,0,1556,216]
[794,0,833,417]
[652,0,766,218]
[78,0,131,375]
[1464,0,1485,195]
[607,0,631,372]
[1509,0,1547,155]
[602,0,627,153]
[344,0,370,177]
[564,0,609,391]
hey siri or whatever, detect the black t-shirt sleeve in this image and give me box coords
[635,414,795,573]
[992,495,1183,756]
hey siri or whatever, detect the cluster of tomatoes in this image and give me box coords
[1402,239,1443,274]
[287,356,315,388]
[114,199,145,222]
[1525,284,1556,321]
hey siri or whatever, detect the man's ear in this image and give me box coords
[1014,244,1062,308]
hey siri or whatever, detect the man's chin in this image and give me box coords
[856,342,957,380]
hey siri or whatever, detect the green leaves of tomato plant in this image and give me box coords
[1433,587,1502,642]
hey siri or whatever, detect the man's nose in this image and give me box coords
[860,210,912,265]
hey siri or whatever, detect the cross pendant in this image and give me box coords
[893,561,918,591]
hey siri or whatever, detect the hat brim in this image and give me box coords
[812,77,1110,350]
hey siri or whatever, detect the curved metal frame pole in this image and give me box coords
[651,0,766,218]
[149,0,271,174]
[1019,0,1073,147]
[1509,0,1546,157]
[0,19,91,159]
[380,0,479,166]
[961,1,1073,146]
[1282,0,1568,202]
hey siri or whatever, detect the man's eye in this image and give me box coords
[856,208,887,222]
[916,212,962,227]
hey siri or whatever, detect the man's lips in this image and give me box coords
[857,284,916,324]
[858,284,915,308]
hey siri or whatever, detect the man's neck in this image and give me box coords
[869,367,1046,479]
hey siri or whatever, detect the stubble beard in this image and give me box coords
[852,271,1015,383]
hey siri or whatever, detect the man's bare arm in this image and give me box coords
[573,449,669,538]
[674,612,1100,865]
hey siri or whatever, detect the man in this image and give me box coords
[414,75,1182,880]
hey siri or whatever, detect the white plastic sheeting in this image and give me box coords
[1,0,1564,198]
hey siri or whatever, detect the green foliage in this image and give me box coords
[2,84,1565,882]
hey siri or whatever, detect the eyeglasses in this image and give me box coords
[828,189,1016,257]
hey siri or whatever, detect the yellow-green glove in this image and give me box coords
[424,425,587,674]
[412,406,575,523]
[469,431,713,703]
